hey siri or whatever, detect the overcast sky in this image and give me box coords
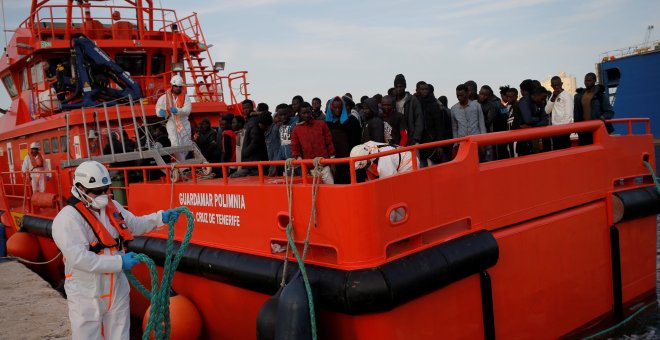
[1,0,658,109]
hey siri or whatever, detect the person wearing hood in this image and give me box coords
[326,96,361,184]
[574,72,615,145]
[231,102,269,177]
[393,74,423,146]
[193,118,220,163]
[361,97,385,143]
[418,82,453,164]
[479,85,509,159]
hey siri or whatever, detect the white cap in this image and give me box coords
[30,142,40,149]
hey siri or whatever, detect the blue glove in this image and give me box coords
[162,209,180,224]
[121,252,139,271]
[158,109,167,117]
[169,107,178,114]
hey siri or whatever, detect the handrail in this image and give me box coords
[104,118,652,188]
[22,4,177,42]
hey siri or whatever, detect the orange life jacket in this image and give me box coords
[165,88,187,134]
[28,152,44,169]
[71,200,134,253]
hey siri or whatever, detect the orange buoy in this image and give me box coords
[6,232,41,262]
[142,294,202,340]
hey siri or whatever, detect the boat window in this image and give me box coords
[30,62,45,85]
[1,74,18,97]
[60,136,68,153]
[51,137,59,153]
[42,138,51,154]
[20,68,28,91]
[115,54,146,76]
[151,53,165,75]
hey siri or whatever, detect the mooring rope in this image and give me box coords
[124,206,195,340]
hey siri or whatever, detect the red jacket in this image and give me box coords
[291,119,335,159]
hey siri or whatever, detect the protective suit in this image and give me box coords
[51,161,165,340]
[351,141,418,179]
[155,75,192,162]
[21,142,49,193]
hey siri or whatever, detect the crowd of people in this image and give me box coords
[150,72,614,183]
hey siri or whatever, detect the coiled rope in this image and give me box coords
[280,157,323,340]
[124,206,195,340]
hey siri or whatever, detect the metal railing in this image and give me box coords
[22,4,178,42]
[105,119,652,197]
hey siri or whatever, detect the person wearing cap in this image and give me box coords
[52,160,180,340]
[155,75,192,162]
[393,74,423,146]
[21,141,50,193]
[350,141,418,180]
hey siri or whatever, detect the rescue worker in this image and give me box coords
[52,160,180,340]
[156,75,192,161]
[349,141,418,180]
[21,141,49,193]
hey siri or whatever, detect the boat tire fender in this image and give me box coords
[612,186,660,223]
[22,215,53,238]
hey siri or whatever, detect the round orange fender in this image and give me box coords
[6,232,41,262]
[143,294,202,340]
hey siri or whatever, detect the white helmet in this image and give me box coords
[350,144,371,169]
[30,142,40,149]
[72,161,111,189]
[170,75,184,87]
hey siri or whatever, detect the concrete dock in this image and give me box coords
[0,260,70,340]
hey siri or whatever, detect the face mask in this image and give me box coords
[73,186,109,210]
[91,194,109,210]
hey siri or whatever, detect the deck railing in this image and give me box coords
[105,119,653,195]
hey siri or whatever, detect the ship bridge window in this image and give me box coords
[60,136,67,153]
[1,74,18,97]
[51,137,59,153]
[30,62,45,85]
[42,138,51,154]
[115,54,146,76]
[151,53,165,75]
[20,68,28,91]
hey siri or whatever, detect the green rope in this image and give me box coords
[643,160,660,194]
[124,206,195,340]
[581,302,655,340]
[282,158,318,340]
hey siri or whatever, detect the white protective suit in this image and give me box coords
[52,200,163,340]
[21,153,49,193]
[155,90,192,161]
[363,141,417,178]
